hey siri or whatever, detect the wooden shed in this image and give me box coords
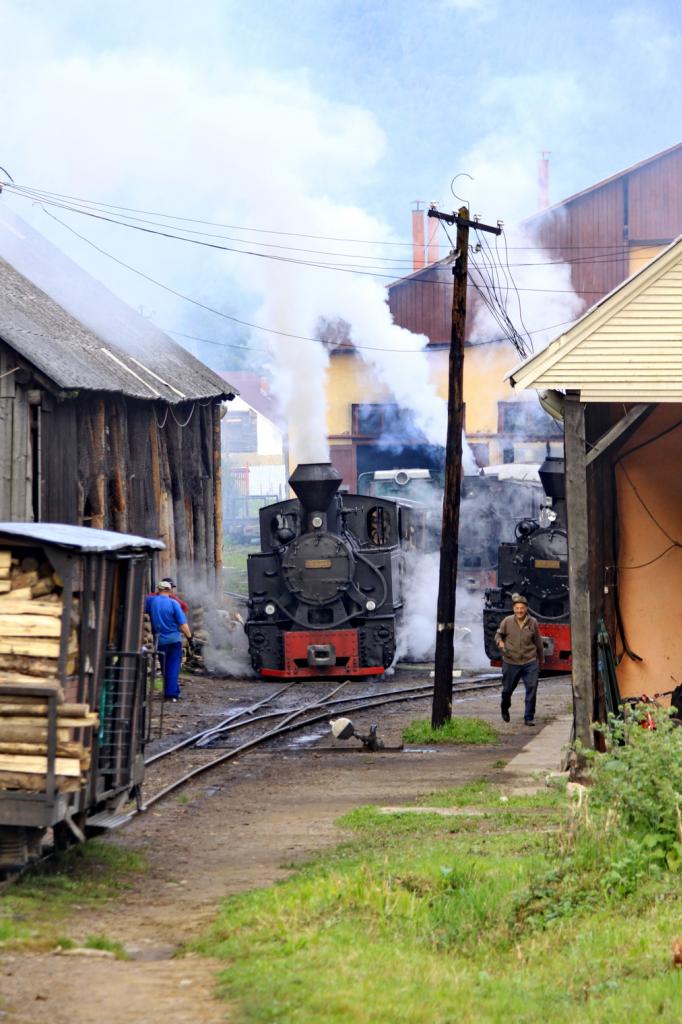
[0,206,236,582]
[510,234,682,746]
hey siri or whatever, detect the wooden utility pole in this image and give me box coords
[428,206,501,727]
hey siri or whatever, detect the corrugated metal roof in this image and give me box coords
[0,522,164,551]
[0,206,238,404]
[510,235,682,401]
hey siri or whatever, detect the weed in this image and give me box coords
[84,934,129,959]
[402,717,498,745]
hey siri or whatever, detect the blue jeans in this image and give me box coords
[501,660,539,722]
[158,641,183,699]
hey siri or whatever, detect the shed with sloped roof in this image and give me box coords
[510,236,682,752]
[0,207,237,582]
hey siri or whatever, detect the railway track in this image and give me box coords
[140,674,503,809]
[0,674,503,886]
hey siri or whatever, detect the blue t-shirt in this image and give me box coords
[145,594,187,644]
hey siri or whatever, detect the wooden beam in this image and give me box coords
[564,395,593,752]
[585,403,654,466]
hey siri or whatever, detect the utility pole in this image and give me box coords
[428,205,501,727]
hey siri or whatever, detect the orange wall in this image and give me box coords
[614,405,682,698]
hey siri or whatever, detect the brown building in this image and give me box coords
[322,143,682,489]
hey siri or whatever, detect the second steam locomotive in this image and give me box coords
[245,462,411,679]
[483,453,572,671]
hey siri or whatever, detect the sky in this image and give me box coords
[0,0,680,374]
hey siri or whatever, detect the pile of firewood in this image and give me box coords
[0,685,97,793]
[0,552,78,683]
[0,550,92,793]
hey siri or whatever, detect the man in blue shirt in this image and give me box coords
[145,580,193,701]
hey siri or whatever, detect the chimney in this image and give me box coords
[538,151,550,211]
[411,202,425,271]
[426,206,440,265]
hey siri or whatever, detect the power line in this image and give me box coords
[9,192,617,296]
[1,182,660,276]
[41,205,578,356]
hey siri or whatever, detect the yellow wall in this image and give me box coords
[324,341,519,441]
[613,405,682,699]
[629,245,665,276]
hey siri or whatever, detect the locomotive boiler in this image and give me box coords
[483,453,572,671]
[245,462,407,679]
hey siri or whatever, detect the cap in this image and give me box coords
[161,577,176,587]
[157,580,172,591]
[511,593,528,606]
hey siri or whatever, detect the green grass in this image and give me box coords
[402,716,498,745]
[0,841,144,950]
[84,933,129,959]
[195,778,682,1023]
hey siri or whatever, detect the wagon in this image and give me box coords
[0,523,163,873]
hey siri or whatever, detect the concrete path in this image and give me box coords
[503,713,573,782]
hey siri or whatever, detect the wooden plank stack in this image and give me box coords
[0,550,93,793]
[0,554,78,683]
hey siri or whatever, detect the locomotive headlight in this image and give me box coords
[365,599,377,612]
[311,515,323,529]
[264,602,276,616]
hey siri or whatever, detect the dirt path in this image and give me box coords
[0,675,571,1024]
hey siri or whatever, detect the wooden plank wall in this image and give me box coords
[0,347,32,522]
[38,393,222,582]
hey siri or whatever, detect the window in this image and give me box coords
[352,403,429,443]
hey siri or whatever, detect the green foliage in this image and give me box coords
[518,705,682,926]
[402,717,498,745]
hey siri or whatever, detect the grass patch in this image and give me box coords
[402,716,498,745]
[196,759,682,1023]
[0,840,144,951]
[84,933,129,959]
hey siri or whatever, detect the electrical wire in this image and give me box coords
[2,180,670,255]
[0,183,639,292]
[41,205,579,355]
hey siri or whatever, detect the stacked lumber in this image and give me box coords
[0,554,78,682]
[0,687,97,793]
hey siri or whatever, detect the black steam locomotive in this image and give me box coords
[483,454,572,671]
[245,462,411,679]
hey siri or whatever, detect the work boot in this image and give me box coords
[501,707,510,723]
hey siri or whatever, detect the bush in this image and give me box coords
[517,704,682,926]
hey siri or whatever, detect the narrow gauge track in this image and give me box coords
[140,675,502,810]
[1,676,502,888]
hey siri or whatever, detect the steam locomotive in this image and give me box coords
[245,462,411,679]
[483,453,572,672]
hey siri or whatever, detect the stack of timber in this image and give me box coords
[0,551,91,793]
[0,688,97,793]
[0,553,78,683]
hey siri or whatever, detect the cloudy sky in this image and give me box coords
[0,0,680,372]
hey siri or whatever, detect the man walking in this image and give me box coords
[495,593,544,726]
[145,580,193,702]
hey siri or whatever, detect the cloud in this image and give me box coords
[441,0,496,21]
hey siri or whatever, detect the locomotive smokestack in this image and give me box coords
[538,453,565,502]
[289,462,342,513]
